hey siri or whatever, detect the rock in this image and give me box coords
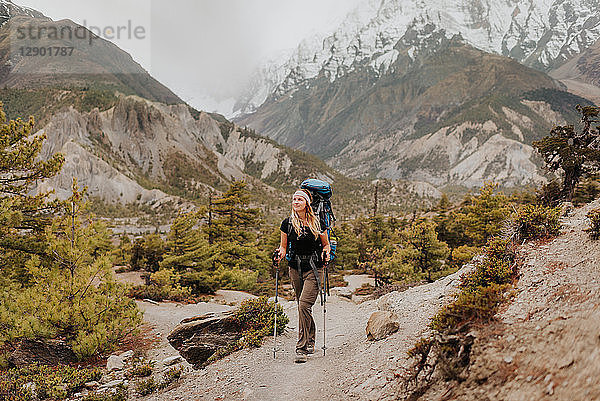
[106,355,125,371]
[84,381,100,389]
[162,355,184,366]
[181,312,221,324]
[100,380,124,389]
[545,381,555,395]
[558,354,574,369]
[119,350,134,360]
[167,311,243,368]
[104,350,133,372]
[8,339,77,367]
[331,287,353,299]
[22,382,36,395]
[503,355,513,364]
[366,311,400,341]
[242,388,254,398]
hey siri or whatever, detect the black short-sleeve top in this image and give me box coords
[280,217,321,255]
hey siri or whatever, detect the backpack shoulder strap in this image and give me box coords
[285,218,295,262]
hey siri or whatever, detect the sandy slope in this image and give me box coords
[409,198,600,400]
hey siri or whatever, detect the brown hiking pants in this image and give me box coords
[289,264,322,353]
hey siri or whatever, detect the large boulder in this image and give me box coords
[8,339,77,367]
[167,311,243,368]
[366,311,400,341]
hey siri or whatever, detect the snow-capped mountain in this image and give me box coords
[233,0,600,117]
[0,0,45,24]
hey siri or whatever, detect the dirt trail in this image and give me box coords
[139,270,469,401]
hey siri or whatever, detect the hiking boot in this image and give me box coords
[306,345,314,354]
[294,351,307,363]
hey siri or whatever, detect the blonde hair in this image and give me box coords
[290,189,320,238]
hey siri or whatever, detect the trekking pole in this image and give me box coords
[272,249,280,359]
[322,258,328,356]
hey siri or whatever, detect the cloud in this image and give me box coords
[17,0,364,112]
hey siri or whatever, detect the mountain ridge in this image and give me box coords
[0,15,183,104]
[238,31,591,187]
[231,0,600,118]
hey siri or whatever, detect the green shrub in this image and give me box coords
[431,283,510,334]
[484,237,516,261]
[129,362,153,378]
[234,296,289,347]
[180,271,218,295]
[135,377,157,396]
[513,204,561,240]
[161,366,183,387]
[207,297,289,364]
[0,365,102,401]
[129,284,168,301]
[459,257,515,292]
[128,269,192,302]
[536,180,563,206]
[82,386,127,401]
[449,245,480,268]
[405,234,520,393]
[215,267,258,292]
[132,366,183,396]
[586,208,600,239]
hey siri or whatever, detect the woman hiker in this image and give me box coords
[276,188,331,363]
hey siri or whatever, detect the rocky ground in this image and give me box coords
[412,198,600,400]
[136,269,470,401]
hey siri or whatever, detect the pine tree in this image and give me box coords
[439,183,510,249]
[112,234,133,266]
[0,181,141,359]
[533,104,600,201]
[161,210,209,271]
[0,103,64,261]
[130,234,165,272]
[398,220,449,282]
[208,181,260,244]
[203,181,265,290]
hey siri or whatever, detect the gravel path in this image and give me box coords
[137,271,470,400]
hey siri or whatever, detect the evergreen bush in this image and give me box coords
[0,365,101,401]
[448,245,479,269]
[207,297,289,363]
[180,271,218,295]
[585,208,600,239]
[513,204,561,240]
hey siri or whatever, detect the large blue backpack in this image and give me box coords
[300,178,337,260]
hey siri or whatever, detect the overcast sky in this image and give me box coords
[18,0,363,113]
